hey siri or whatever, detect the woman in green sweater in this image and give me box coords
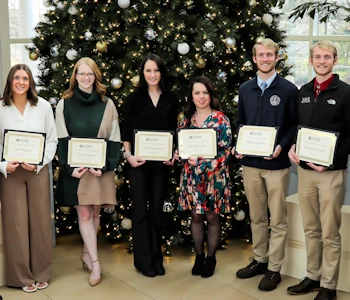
[56,57,121,287]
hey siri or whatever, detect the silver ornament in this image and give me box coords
[145,28,157,40]
[243,61,253,71]
[202,40,215,52]
[84,31,93,41]
[49,98,57,105]
[66,48,78,60]
[121,218,132,229]
[68,5,78,15]
[163,201,174,213]
[50,45,59,57]
[110,78,123,89]
[225,37,236,49]
[234,210,245,221]
[217,70,227,82]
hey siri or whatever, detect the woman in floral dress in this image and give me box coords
[178,76,232,278]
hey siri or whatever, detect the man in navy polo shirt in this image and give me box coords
[233,38,298,291]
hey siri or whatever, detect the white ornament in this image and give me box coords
[234,210,245,221]
[84,31,93,41]
[50,45,60,57]
[233,95,239,103]
[43,0,51,7]
[110,78,123,89]
[118,0,130,9]
[68,5,78,15]
[53,0,59,3]
[262,13,273,25]
[163,201,174,213]
[49,98,57,105]
[56,1,65,9]
[51,62,59,70]
[66,48,78,60]
[225,37,236,48]
[243,61,253,71]
[121,218,132,229]
[285,75,295,84]
[202,40,215,52]
[145,28,157,40]
[177,42,190,55]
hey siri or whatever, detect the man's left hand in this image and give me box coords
[307,162,328,173]
[264,145,282,160]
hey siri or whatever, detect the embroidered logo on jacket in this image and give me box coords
[301,97,311,103]
[270,95,281,106]
[327,99,336,105]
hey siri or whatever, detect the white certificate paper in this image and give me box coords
[178,128,217,159]
[68,137,107,169]
[296,127,338,167]
[134,131,173,161]
[2,130,46,165]
[235,125,278,157]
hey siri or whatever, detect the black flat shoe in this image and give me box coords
[153,264,165,276]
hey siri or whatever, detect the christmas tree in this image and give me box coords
[28,0,291,252]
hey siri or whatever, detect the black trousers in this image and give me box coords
[128,162,168,271]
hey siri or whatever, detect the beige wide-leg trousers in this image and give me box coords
[297,166,346,290]
[0,166,52,287]
[242,166,289,272]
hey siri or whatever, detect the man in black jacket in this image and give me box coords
[288,41,350,300]
[233,38,298,291]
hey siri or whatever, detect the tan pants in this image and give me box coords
[242,166,289,272]
[0,166,52,287]
[298,166,346,289]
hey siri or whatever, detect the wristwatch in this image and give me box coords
[123,151,132,159]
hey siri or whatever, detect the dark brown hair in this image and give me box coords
[184,76,221,125]
[2,64,38,106]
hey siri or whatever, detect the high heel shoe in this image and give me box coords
[192,254,205,276]
[80,252,92,273]
[201,256,216,278]
[89,259,102,287]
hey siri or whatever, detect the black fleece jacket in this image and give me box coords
[298,74,350,170]
[237,74,299,170]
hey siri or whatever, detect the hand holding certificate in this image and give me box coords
[68,137,107,169]
[177,128,217,159]
[296,127,338,167]
[235,125,278,157]
[2,130,46,165]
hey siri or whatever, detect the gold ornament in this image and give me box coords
[283,52,289,61]
[195,57,206,69]
[110,78,123,89]
[131,75,140,87]
[53,168,60,181]
[249,0,257,6]
[115,175,124,187]
[177,112,185,123]
[96,41,108,53]
[29,51,39,61]
[60,206,71,214]
[255,36,264,43]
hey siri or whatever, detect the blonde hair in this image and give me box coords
[62,57,107,101]
[252,38,279,56]
[310,41,337,58]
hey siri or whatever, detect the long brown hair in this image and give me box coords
[2,64,38,106]
[62,57,107,101]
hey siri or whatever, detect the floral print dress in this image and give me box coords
[178,110,232,214]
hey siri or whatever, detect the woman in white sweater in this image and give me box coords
[0,64,58,293]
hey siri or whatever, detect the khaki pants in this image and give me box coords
[242,166,289,272]
[298,166,346,289]
[0,166,52,287]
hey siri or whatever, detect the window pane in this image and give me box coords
[275,0,310,35]
[10,43,41,83]
[317,0,350,36]
[9,0,46,39]
[285,41,310,88]
[332,41,350,84]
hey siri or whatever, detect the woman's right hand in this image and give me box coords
[127,155,146,168]
[71,167,88,178]
[6,161,19,173]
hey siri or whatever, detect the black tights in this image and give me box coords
[191,210,220,257]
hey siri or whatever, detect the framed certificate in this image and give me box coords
[68,137,107,169]
[177,128,218,159]
[2,129,46,165]
[134,130,174,161]
[296,126,339,167]
[235,125,278,157]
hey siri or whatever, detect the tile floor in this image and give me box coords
[0,234,349,300]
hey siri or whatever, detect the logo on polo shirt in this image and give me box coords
[301,97,311,103]
[270,95,281,106]
[327,99,336,105]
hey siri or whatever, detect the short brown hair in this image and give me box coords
[253,38,279,56]
[62,57,107,101]
[2,64,38,106]
[310,41,337,58]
